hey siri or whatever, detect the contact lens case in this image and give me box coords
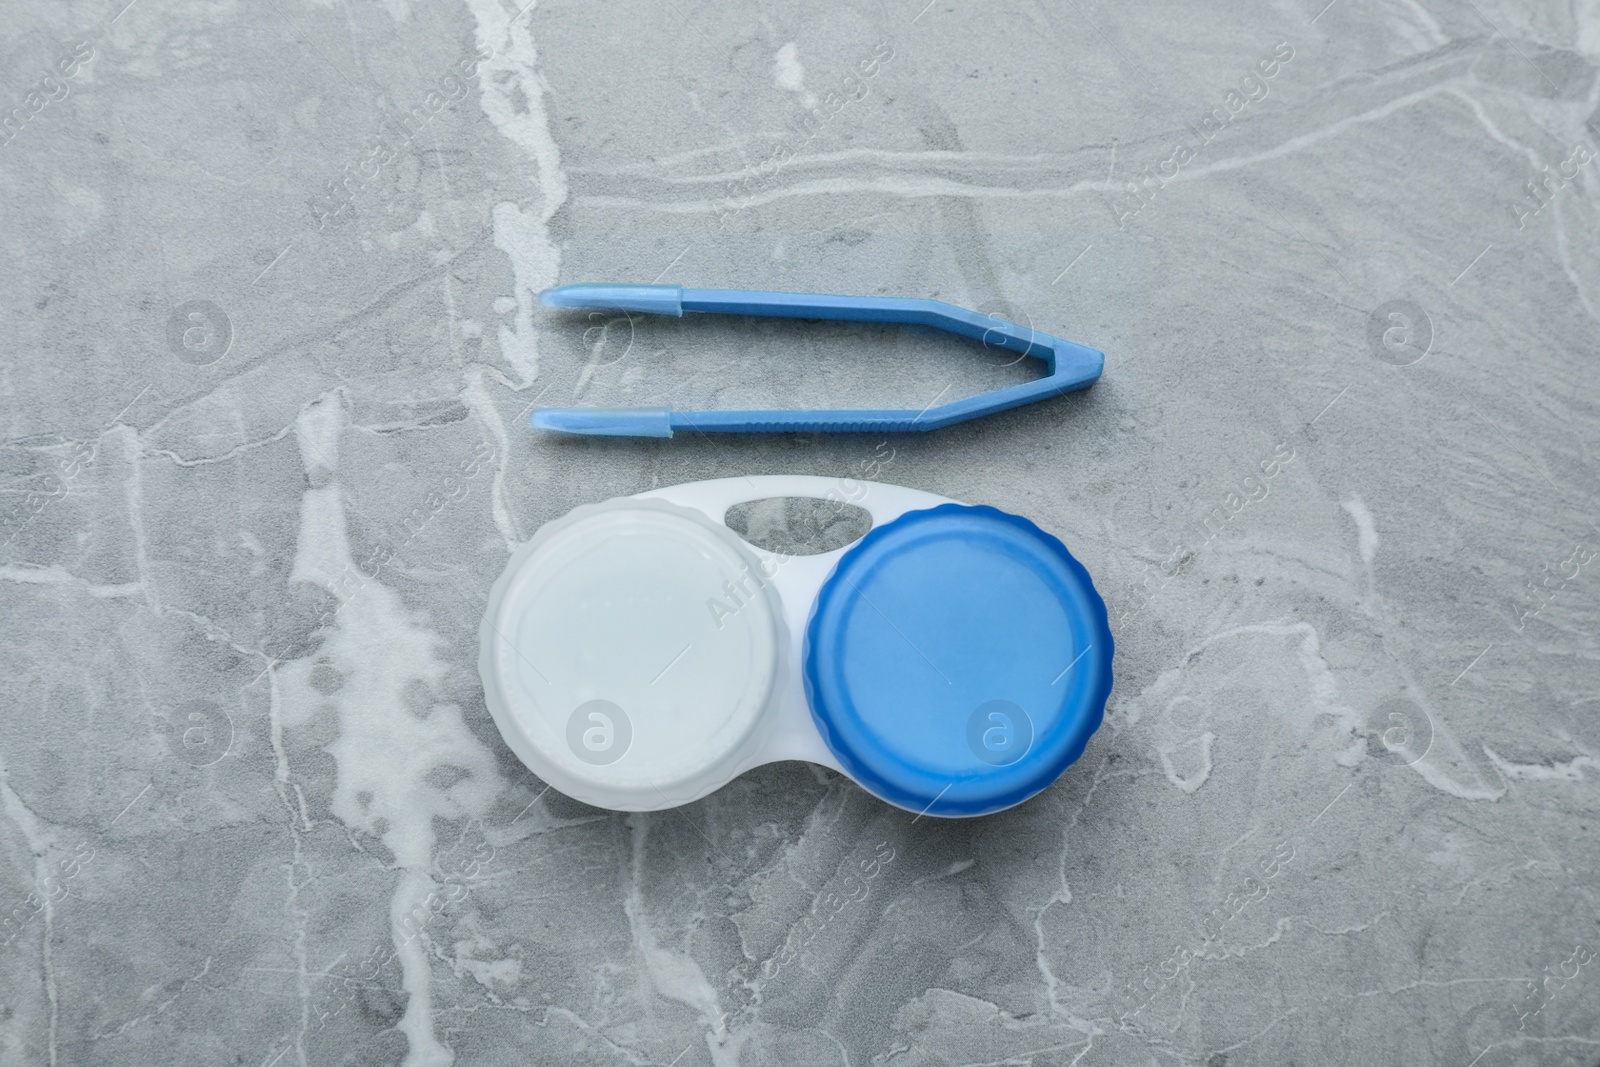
[478,477,1114,817]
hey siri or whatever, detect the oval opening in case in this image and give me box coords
[724,496,873,556]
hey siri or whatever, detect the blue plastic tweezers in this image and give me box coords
[531,284,1104,437]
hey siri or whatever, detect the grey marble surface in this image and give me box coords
[2,0,1599,1064]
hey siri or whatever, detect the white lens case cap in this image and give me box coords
[478,476,952,811]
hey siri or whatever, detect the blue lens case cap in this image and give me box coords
[803,504,1114,817]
